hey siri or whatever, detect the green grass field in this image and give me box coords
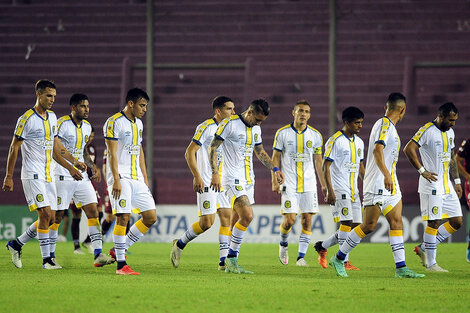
[1,241,469,313]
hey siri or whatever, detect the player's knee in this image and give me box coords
[362,221,377,233]
[143,215,157,226]
[388,219,402,230]
[199,220,213,231]
[240,212,253,224]
[449,217,463,230]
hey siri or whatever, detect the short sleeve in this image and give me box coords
[313,132,323,155]
[273,129,284,151]
[215,117,231,141]
[104,118,119,140]
[375,118,390,146]
[254,126,262,146]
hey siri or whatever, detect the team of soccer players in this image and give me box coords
[3,79,466,277]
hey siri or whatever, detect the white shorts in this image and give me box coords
[224,184,255,205]
[363,192,402,216]
[280,190,318,215]
[332,196,362,223]
[22,179,57,211]
[196,188,231,216]
[108,178,156,215]
[55,178,97,211]
[420,191,462,221]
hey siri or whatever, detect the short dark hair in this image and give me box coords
[126,88,149,104]
[69,93,89,106]
[438,102,458,117]
[212,96,233,111]
[35,79,56,93]
[342,106,364,123]
[386,92,406,110]
[249,98,270,116]
[295,99,311,108]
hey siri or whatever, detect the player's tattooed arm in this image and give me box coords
[254,144,274,170]
[83,147,94,169]
[450,150,460,179]
[209,137,223,174]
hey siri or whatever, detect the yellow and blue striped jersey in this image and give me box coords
[324,130,364,201]
[192,118,223,187]
[103,111,144,184]
[363,117,400,195]
[215,114,262,186]
[412,122,455,195]
[54,115,92,181]
[14,108,58,182]
[273,123,322,193]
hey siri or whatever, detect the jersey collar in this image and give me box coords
[340,130,355,141]
[69,114,82,128]
[290,123,307,134]
[239,114,251,128]
[32,108,49,121]
[121,110,136,123]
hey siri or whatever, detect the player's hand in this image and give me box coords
[384,173,393,192]
[210,173,221,192]
[271,179,281,194]
[454,183,463,199]
[2,176,13,192]
[193,175,205,194]
[321,186,328,198]
[73,160,87,172]
[421,170,438,183]
[69,166,83,181]
[326,190,336,205]
[91,164,102,183]
[274,170,285,185]
[112,179,122,199]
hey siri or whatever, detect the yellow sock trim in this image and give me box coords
[34,220,38,229]
[87,218,100,227]
[354,226,366,238]
[49,223,60,231]
[192,222,204,235]
[113,224,127,236]
[135,219,149,234]
[280,225,292,235]
[301,229,312,235]
[37,228,49,234]
[443,221,457,234]
[339,225,351,232]
[425,226,438,236]
[389,229,403,237]
[219,226,230,236]
[234,222,248,232]
[228,230,232,237]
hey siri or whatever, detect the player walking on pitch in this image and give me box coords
[209,99,284,274]
[404,102,463,272]
[271,100,326,267]
[315,106,365,271]
[171,96,235,270]
[104,88,157,275]
[329,93,424,278]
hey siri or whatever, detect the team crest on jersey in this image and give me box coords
[203,201,210,209]
[36,194,44,202]
[357,148,361,157]
[306,140,312,148]
[57,197,61,205]
[235,186,243,191]
[284,200,291,209]
[254,134,258,142]
[119,199,126,208]
[432,206,439,215]
[341,207,348,216]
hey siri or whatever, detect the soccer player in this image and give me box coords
[456,138,470,262]
[271,100,326,267]
[403,102,463,272]
[209,98,285,274]
[315,106,365,270]
[104,87,157,275]
[48,94,113,268]
[170,96,235,270]
[3,79,85,269]
[329,93,424,278]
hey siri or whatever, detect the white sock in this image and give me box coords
[87,218,103,253]
[322,231,338,249]
[126,219,149,249]
[338,225,351,262]
[37,228,50,259]
[228,222,247,257]
[17,221,37,246]
[113,224,127,262]
[48,223,59,256]
[298,229,311,258]
[219,226,230,263]
[390,230,406,268]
